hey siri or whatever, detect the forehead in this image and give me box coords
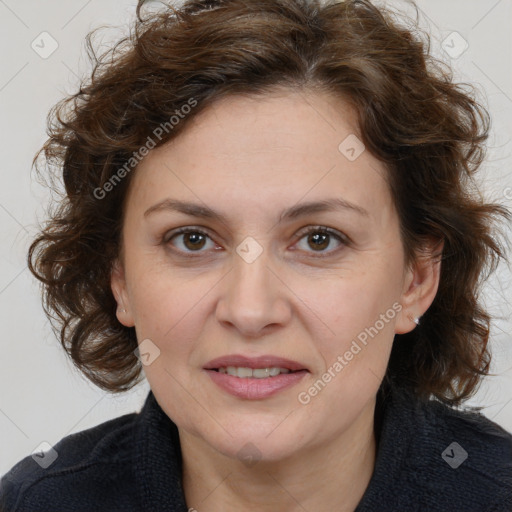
[127,90,393,225]
[174,89,363,159]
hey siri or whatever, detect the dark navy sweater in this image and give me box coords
[1,385,511,511]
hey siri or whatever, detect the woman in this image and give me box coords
[1,0,511,510]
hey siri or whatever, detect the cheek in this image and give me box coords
[127,262,217,354]
[297,280,399,416]
[129,269,216,425]
[300,262,402,379]
[305,262,402,338]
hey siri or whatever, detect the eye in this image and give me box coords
[164,225,349,257]
[293,226,348,256]
[165,228,218,253]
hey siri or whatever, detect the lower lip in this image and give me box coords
[204,369,308,399]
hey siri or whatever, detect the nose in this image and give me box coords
[215,245,292,338]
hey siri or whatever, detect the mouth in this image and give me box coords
[211,366,303,379]
[203,354,309,375]
[203,354,309,398]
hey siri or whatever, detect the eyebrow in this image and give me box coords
[143,197,369,223]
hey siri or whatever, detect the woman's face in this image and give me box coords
[112,89,438,462]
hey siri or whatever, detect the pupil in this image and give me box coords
[309,233,329,251]
[185,233,205,250]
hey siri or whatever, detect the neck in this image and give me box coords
[180,398,377,512]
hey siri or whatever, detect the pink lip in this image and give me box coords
[203,354,309,400]
[203,354,308,372]
[204,369,308,400]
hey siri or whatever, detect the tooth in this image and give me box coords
[219,366,293,378]
[236,367,253,378]
[253,368,271,379]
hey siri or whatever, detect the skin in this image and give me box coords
[111,88,441,512]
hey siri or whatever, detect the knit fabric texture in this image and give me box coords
[1,385,511,511]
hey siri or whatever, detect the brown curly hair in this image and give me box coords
[28,0,510,405]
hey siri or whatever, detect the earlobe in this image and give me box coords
[395,240,443,335]
[111,259,135,327]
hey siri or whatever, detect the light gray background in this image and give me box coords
[1,0,511,477]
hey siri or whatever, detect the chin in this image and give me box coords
[200,422,307,464]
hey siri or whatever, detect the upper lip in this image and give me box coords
[203,354,309,372]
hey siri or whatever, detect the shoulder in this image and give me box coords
[420,393,512,460]
[420,395,512,510]
[0,410,139,511]
[410,391,512,479]
[389,387,512,510]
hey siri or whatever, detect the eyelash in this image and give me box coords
[163,226,350,258]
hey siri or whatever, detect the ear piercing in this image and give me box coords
[408,314,421,325]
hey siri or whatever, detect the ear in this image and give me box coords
[111,258,135,328]
[395,239,443,334]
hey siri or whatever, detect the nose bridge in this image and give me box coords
[215,240,291,335]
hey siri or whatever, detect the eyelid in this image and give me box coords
[291,225,350,257]
[294,225,351,244]
[163,226,219,255]
[164,226,211,242]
